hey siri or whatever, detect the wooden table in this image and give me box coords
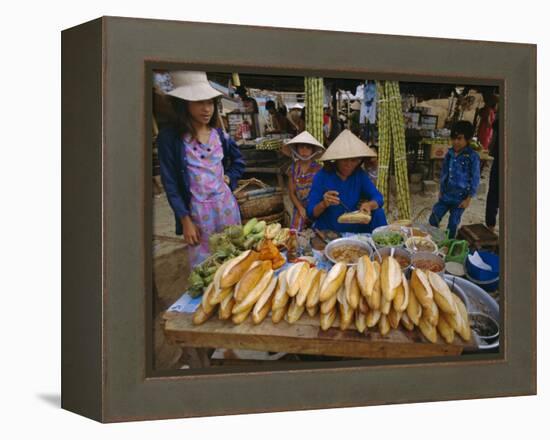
[163,311,475,366]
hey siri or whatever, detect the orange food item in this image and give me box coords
[258,239,286,269]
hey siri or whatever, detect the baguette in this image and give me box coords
[220,250,259,288]
[401,311,415,331]
[218,294,235,320]
[358,295,369,314]
[296,267,321,307]
[452,293,471,341]
[344,266,360,309]
[320,286,340,314]
[355,310,368,333]
[337,210,372,224]
[437,314,455,344]
[193,304,216,325]
[272,269,290,310]
[393,273,410,312]
[418,317,438,343]
[381,256,402,301]
[379,314,390,336]
[232,269,274,314]
[357,255,377,298]
[252,296,273,324]
[422,299,440,326]
[366,309,382,327]
[306,304,319,317]
[428,271,457,315]
[232,306,253,324]
[234,260,272,302]
[320,308,337,331]
[201,282,216,314]
[410,269,434,308]
[388,307,402,329]
[306,270,326,308]
[406,285,422,325]
[319,262,347,302]
[271,302,288,324]
[252,275,278,322]
[286,262,309,297]
[286,298,305,324]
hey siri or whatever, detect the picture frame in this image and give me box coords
[403,111,421,129]
[420,114,438,130]
[61,16,536,422]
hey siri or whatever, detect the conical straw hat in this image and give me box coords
[286,131,324,150]
[167,71,222,102]
[320,129,377,161]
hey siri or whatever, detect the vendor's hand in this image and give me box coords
[181,216,201,246]
[323,190,340,207]
[223,175,230,185]
[359,200,378,213]
[459,197,471,209]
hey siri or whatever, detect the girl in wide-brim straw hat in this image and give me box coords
[305,129,388,233]
[285,131,325,231]
[158,71,245,266]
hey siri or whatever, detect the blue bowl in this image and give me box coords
[465,273,500,292]
[465,250,499,281]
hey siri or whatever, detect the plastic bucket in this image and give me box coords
[465,250,499,281]
[465,273,499,292]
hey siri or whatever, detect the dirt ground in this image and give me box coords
[152,161,498,370]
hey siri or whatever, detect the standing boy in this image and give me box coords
[429,121,480,238]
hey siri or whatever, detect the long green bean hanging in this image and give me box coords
[304,77,324,144]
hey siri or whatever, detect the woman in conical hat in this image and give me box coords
[285,131,325,230]
[157,71,245,267]
[306,129,388,233]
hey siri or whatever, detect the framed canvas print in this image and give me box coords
[61,16,536,422]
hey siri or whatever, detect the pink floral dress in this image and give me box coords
[184,130,241,267]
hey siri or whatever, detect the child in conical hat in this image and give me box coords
[285,131,325,231]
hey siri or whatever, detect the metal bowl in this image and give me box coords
[410,251,446,276]
[468,312,500,341]
[373,247,412,273]
[371,226,407,248]
[443,275,470,311]
[445,275,500,351]
[405,236,438,254]
[324,237,373,266]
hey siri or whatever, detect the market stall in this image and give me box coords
[156,72,501,367]
[162,216,500,366]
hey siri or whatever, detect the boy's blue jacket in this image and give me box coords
[439,145,480,203]
[157,127,246,235]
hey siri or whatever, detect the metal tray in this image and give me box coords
[444,275,500,351]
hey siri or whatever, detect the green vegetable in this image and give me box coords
[243,218,258,236]
[204,274,214,286]
[224,225,244,240]
[373,231,404,247]
[243,236,256,249]
[208,233,226,252]
[251,220,266,234]
[230,236,246,249]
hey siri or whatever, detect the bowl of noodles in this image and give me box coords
[324,238,373,266]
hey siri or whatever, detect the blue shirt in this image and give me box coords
[157,127,245,235]
[306,167,387,233]
[440,146,480,202]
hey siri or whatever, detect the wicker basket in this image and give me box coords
[234,178,284,220]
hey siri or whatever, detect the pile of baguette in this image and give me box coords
[193,251,471,344]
